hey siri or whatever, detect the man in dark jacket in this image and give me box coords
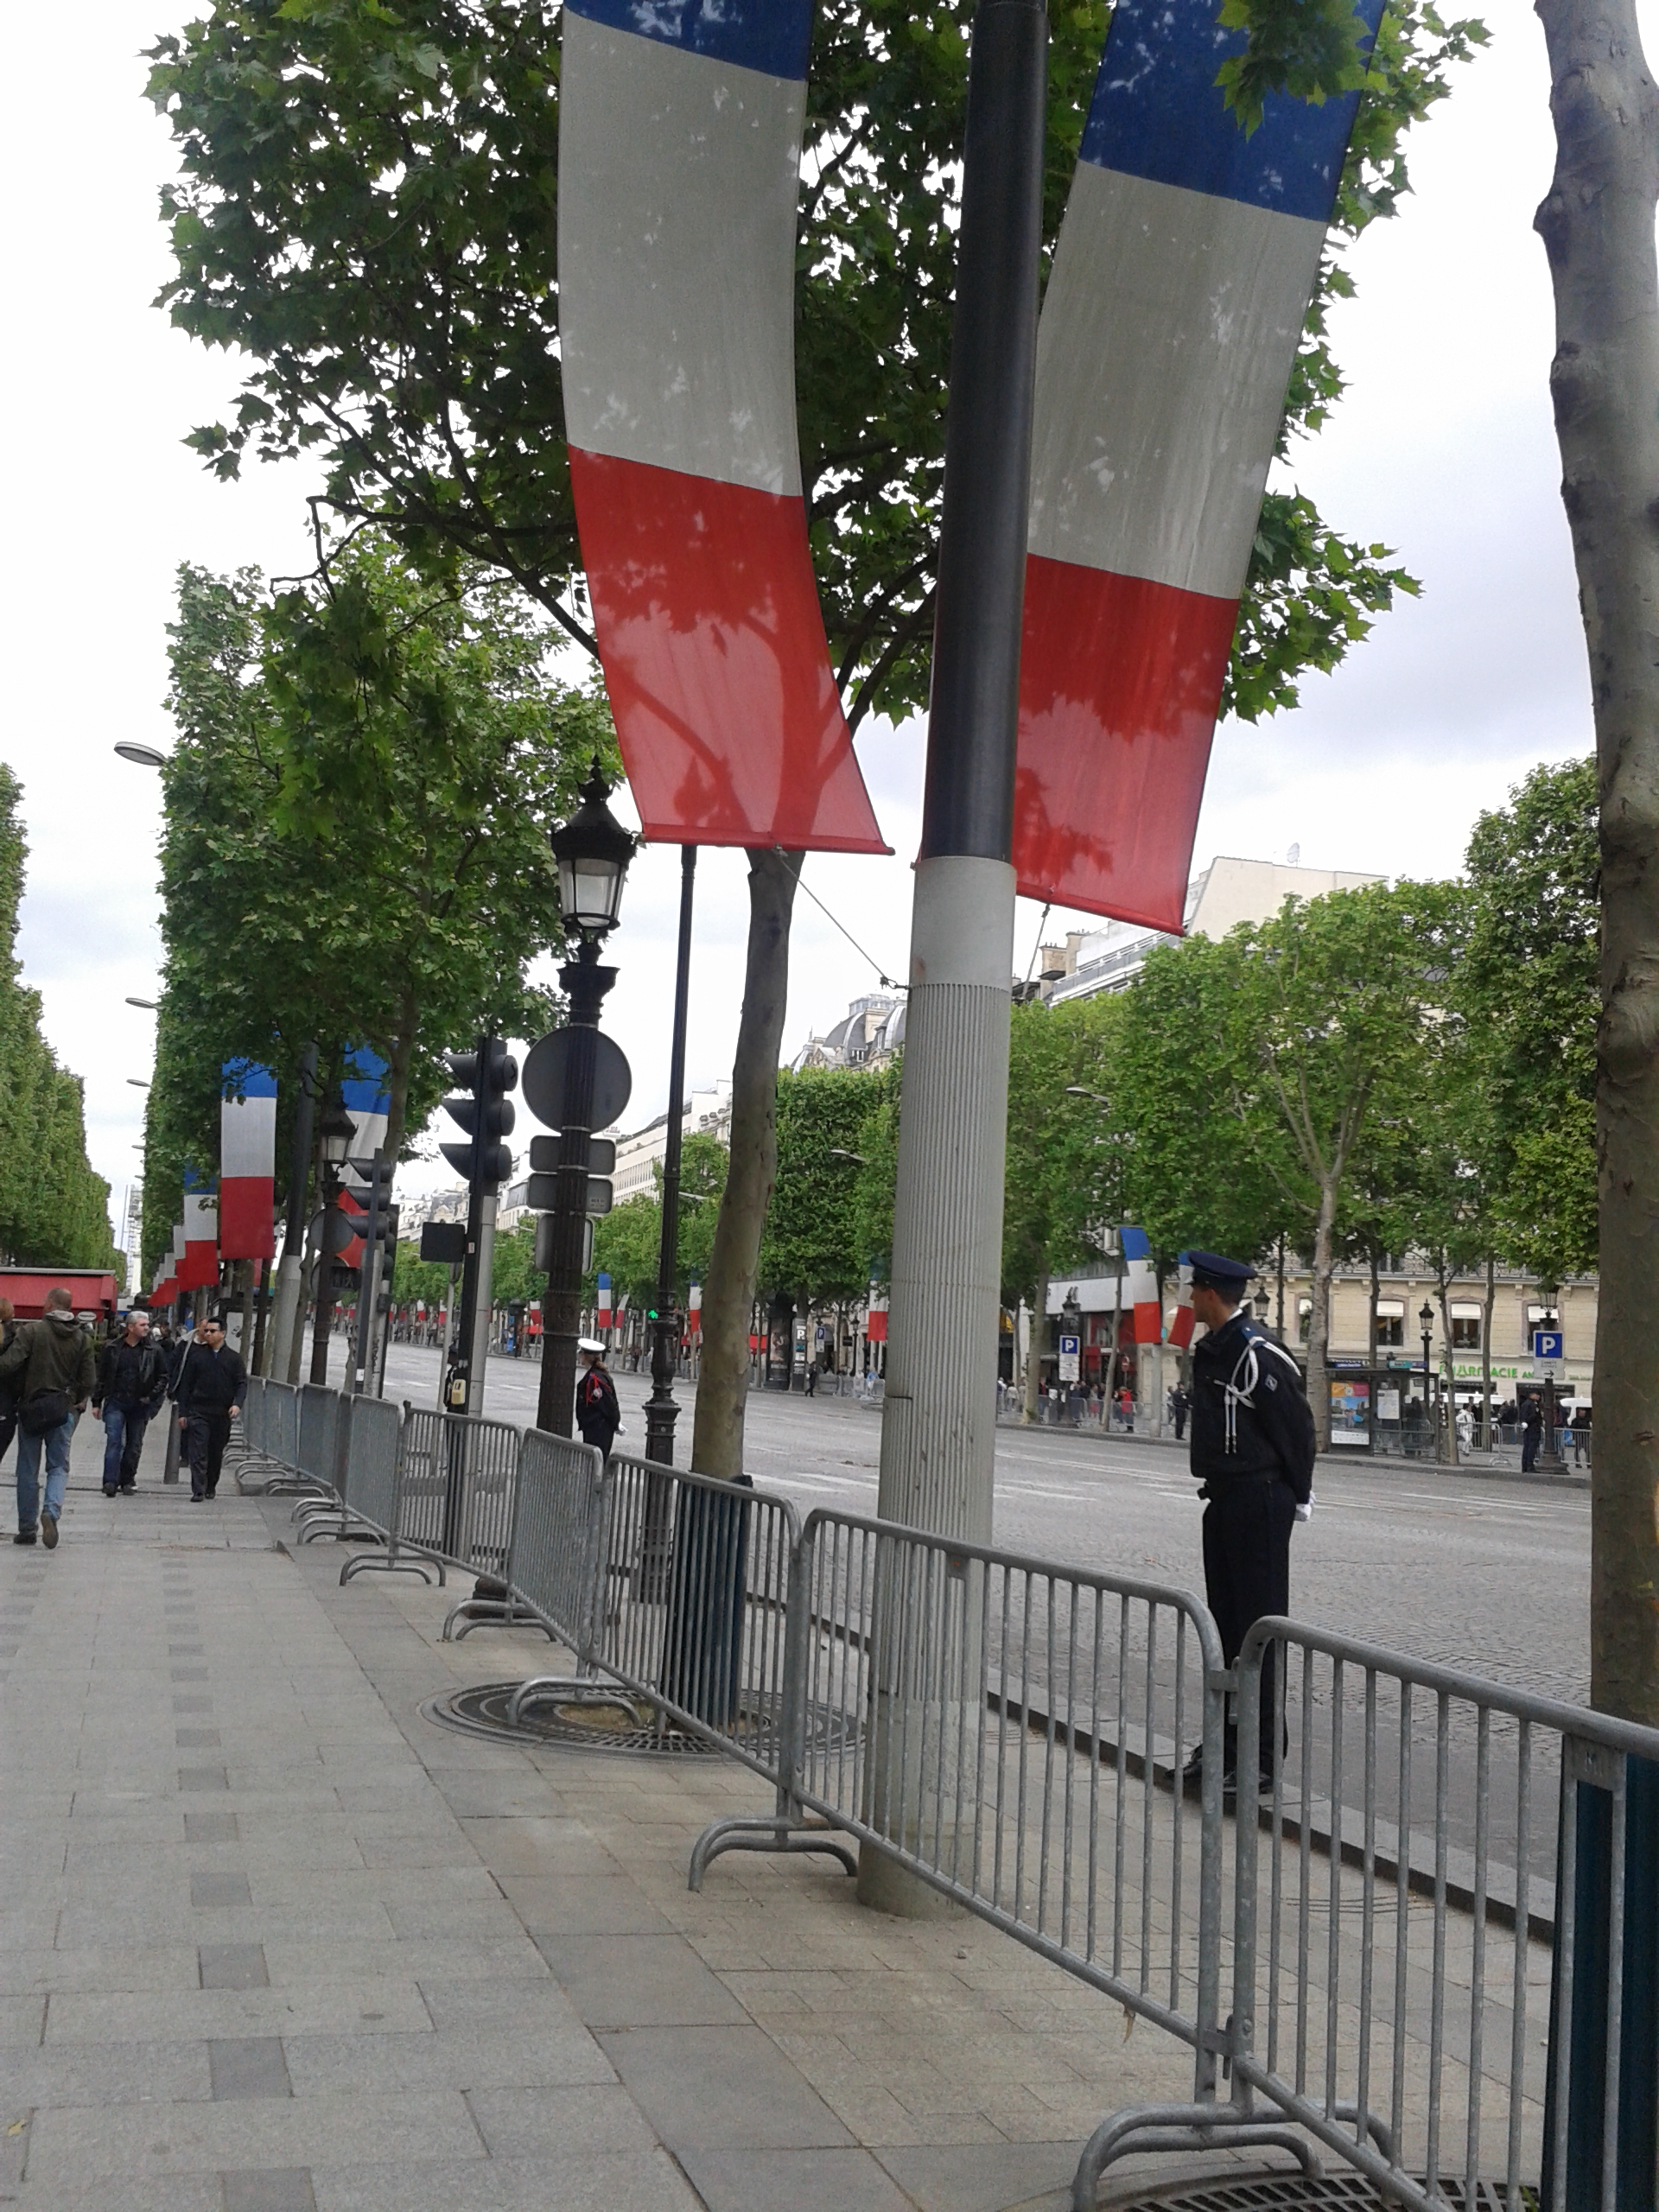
[575,1338,621,1456]
[0,1288,99,1548]
[92,1310,168,1495]
[1183,1252,1316,1796]
[175,1319,247,1501]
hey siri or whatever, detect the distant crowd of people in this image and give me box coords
[1,1294,249,1548]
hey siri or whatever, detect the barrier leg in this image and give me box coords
[688,1810,858,1891]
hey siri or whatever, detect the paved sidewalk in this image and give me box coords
[1,1414,1258,2211]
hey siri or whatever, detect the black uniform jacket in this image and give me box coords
[576,1365,620,1443]
[95,1337,168,1412]
[1189,1313,1315,1503]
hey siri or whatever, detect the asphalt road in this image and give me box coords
[362,1339,1591,1709]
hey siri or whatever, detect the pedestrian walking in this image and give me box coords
[92,1309,168,1494]
[175,1318,247,1501]
[575,1338,621,1456]
[804,1361,817,1399]
[1179,1253,1315,1800]
[0,1287,98,1548]
[0,1299,20,1468]
[1570,1403,1592,1468]
[1520,1394,1543,1474]
[1169,1383,1190,1441]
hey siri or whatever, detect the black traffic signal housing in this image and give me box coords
[439,1040,518,1192]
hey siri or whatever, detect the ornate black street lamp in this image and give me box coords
[1418,1300,1435,1450]
[537,761,636,1438]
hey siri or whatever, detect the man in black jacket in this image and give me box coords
[175,1320,247,1501]
[92,1310,168,1495]
[1183,1252,1316,1796]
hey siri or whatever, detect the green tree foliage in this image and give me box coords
[1001,997,1120,1310]
[585,1133,731,1313]
[1459,758,1599,1280]
[390,1235,453,1313]
[0,768,117,1270]
[144,544,613,1269]
[760,1069,891,1309]
[1107,938,1292,1274]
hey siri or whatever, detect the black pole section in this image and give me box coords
[917,0,1048,868]
[308,1155,342,1387]
[645,846,698,1466]
[537,943,616,1437]
[443,1036,490,1419]
[283,1044,319,1269]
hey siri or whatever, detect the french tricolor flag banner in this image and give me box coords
[866,1294,889,1346]
[596,1273,613,1328]
[340,1050,390,1183]
[687,1280,702,1336]
[179,1175,219,1291]
[558,0,887,855]
[220,1061,277,1262]
[1015,0,1384,930]
[1119,1226,1162,1345]
[1166,1256,1198,1350]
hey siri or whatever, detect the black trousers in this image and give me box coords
[1202,1477,1296,1771]
[185,1410,232,1497]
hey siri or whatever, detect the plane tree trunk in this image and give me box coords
[690,849,800,1480]
[1535,0,1659,1723]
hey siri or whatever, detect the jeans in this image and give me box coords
[101,1402,151,1490]
[17,1412,76,1531]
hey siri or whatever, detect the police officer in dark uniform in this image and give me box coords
[1182,1252,1315,1794]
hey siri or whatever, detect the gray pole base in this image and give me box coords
[855,1846,968,1921]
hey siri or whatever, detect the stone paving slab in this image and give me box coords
[0,1414,1271,2212]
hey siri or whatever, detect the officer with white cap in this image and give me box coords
[575,1338,621,1457]
[1183,1251,1314,1796]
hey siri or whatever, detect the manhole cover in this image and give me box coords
[1112,2173,1522,2212]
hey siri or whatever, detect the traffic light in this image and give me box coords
[439,1040,518,1192]
[346,1155,396,1234]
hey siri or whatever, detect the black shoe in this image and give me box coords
[12,1529,35,1546]
[205,1488,218,1501]
[41,1513,58,1549]
[119,1484,136,1495]
[103,1487,118,1497]
[189,1492,205,1503]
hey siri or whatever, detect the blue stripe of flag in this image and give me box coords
[341,1046,391,1119]
[222,1059,277,1101]
[1081,0,1385,224]
[565,0,811,83]
[1119,1225,1152,1262]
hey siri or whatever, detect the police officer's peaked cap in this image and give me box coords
[1186,1251,1255,1292]
[577,1338,607,1355]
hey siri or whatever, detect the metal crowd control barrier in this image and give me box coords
[717,1508,1232,2199]
[226,1376,1659,2211]
[1095,1617,1659,2212]
[442,1427,600,1642]
[512,1454,855,1877]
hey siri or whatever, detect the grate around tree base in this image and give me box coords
[1109,2171,1529,2212]
[423,1681,722,1756]
[423,1678,866,1762]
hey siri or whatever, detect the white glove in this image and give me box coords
[1294,1493,1314,1523]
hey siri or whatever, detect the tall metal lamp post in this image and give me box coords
[1418,1300,1435,1454]
[537,762,635,1439]
[308,1093,358,1386]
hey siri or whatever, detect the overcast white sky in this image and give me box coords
[0,3,1622,1232]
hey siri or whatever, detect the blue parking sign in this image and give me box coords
[1532,1329,1563,1361]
